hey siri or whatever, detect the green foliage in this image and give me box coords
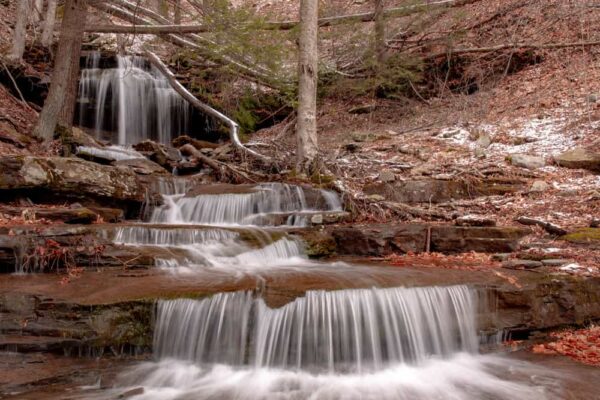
[196,0,293,85]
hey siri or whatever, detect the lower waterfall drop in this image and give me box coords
[154,285,478,372]
[117,285,564,400]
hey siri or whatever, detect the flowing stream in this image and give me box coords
[100,183,575,399]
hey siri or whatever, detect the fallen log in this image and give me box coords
[179,144,254,183]
[146,52,270,163]
[86,0,480,33]
[427,40,600,58]
[516,216,567,236]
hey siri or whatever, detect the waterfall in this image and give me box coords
[154,285,478,372]
[150,183,341,227]
[113,227,238,246]
[77,53,190,145]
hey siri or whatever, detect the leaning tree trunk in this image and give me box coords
[41,0,58,47]
[296,0,319,174]
[33,0,87,140]
[8,0,30,62]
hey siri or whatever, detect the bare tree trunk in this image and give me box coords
[296,0,319,174]
[374,0,386,64]
[8,0,30,62]
[58,10,87,128]
[33,0,87,140]
[41,0,58,47]
[31,0,44,23]
[174,0,182,24]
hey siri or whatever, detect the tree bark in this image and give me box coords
[174,0,182,24]
[33,0,87,140]
[58,10,87,129]
[296,0,319,174]
[374,0,386,64]
[8,0,29,62]
[41,0,58,47]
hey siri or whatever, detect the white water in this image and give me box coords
[154,286,478,371]
[111,225,307,274]
[151,183,342,227]
[113,286,565,400]
[118,355,561,400]
[113,227,238,246]
[77,53,189,144]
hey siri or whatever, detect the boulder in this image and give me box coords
[133,140,182,170]
[378,169,396,183]
[0,156,145,203]
[455,214,496,227]
[508,154,545,169]
[430,225,530,253]
[330,223,530,256]
[554,148,600,172]
[0,206,98,224]
[114,158,168,175]
[502,259,543,269]
[476,132,492,148]
[529,180,549,193]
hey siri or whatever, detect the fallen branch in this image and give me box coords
[91,1,282,89]
[146,51,271,163]
[331,179,453,221]
[0,60,35,112]
[428,40,600,58]
[86,0,479,33]
[179,144,255,183]
[516,216,567,236]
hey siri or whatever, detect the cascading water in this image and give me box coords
[77,53,190,144]
[116,286,565,400]
[150,183,342,227]
[154,286,478,372]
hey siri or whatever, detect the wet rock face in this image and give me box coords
[494,277,600,334]
[0,294,154,354]
[133,140,182,171]
[0,156,145,203]
[331,224,530,256]
[554,148,600,172]
[363,178,525,204]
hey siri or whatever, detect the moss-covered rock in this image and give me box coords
[560,228,600,244]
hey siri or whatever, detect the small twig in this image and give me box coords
[0,60,35,112]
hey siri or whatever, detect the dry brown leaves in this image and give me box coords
[532,326,600,367]
[383,251,499,270]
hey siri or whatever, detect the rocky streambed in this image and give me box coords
[0,147,599,398]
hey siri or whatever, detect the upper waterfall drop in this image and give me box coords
[77,53,191,145]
